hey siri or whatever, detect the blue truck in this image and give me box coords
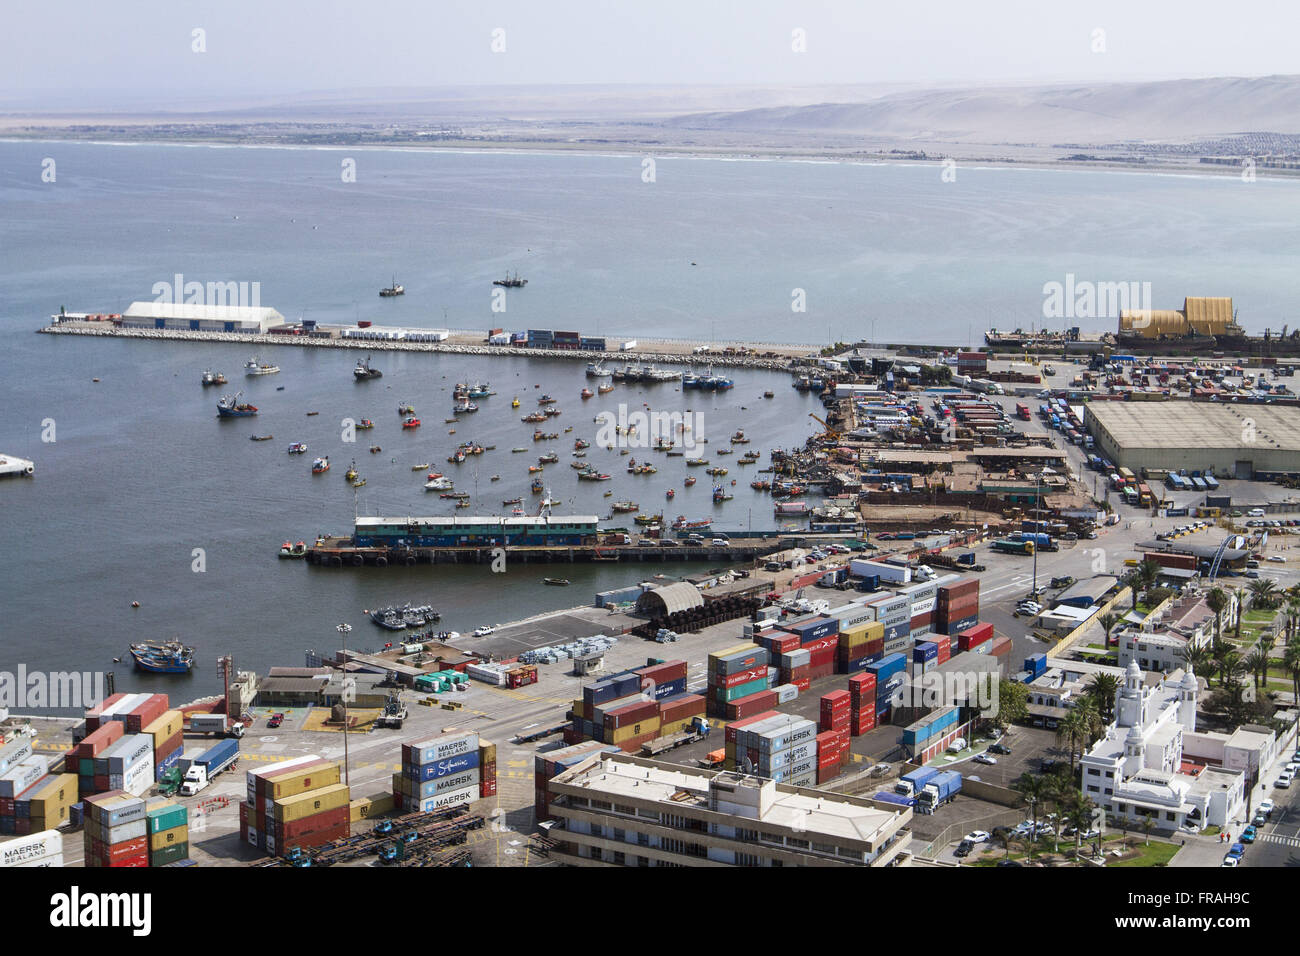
[1012,531,1059,552]
[179,738,240,796]
[895,766,940,798]
[916,771,962,812]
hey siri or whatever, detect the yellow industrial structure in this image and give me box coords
[1118,297,1242,341]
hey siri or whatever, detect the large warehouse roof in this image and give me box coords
[636,583,704,617]
[1085,402,1300,452]
[124,301,285,323]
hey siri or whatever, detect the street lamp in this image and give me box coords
[336,622,353,786]
[1032,471,1043,596]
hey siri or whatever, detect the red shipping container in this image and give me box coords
[106,851,149,869]
[938,578,979,600]
[849,673,877,694]
[715,666,770,690]
[937,646,951,665]
[763,633,802,654]
[851,711,876,735]
[562,727,583,745]
[933,635,951,654]
[990,635,1012,657]
[957,622,994,650]
[480,778,497,798]
[604,698,659,729]
[820,690,851,711]
[725,691,780,721]
[791,677,812,692]
[280,823,349,854]
[809,646,835,667]
[808,661,834,681]
[71,722,125,758]
[864,637,885,657]
[92,774,110,792]
[803,635,839,654]
[637,661,688,684]
[272,805,350,841]
[816,763,841,784]
[910,612,932,630]
[725,711,782,743]
[939,595,980,616]
[659,694,705,724]
[122,693,170,733]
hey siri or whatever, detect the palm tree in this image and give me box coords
[1249,577,1279,611]
[1086,672,1120,723]
[1073,696,1104,747]
[1247,646,1271,691]
[1179,641,1211,680]
[1099,611,1120,650]
[1206,588,1230,643]
[1137,559,1161,602]
[1063,791,1097,858]
[1283,643,1300,708]
[1014,774,1048,852]
[1217,648,1242,688]
[1140,815,1155,846]
[1124,570,1141,610]
[1056,709,1091,774]
[1235,587,1248,640]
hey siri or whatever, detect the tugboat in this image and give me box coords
[279,541,308,559]
[312,456,330,474]
[511,397,520,408]
[244,356,280,376]
[379,276,405,297]
[354,355,383,380]
[201,369,227,386]
[530,477,545,494]
[216,392,257,418]
[129,641,195,674]
[493,271,528,288]
[598,383,614,394]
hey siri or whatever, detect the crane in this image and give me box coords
[808,412,839,441]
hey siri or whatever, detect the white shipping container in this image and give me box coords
[0,738,34,775]
[117,756,155,797]
[420,784,478,812]
[620,340,637,350]
[0,829,63,868]
[775,684,799,704]
[410,732,479,765]
[15,852,64,868]
[0,756,49,798]
[102,818,147,844]
[466,663,507,686]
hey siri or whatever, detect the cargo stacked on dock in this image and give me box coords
[866,652,907,723]
[777,616,839,681]
[819,690,851,733]
[848,674,877,735]
[71,692,177,796]
[836,619,885,674]
[955,622,994,655]
[83,790,149,868]
[815,728,851,784]
[392,730,480,813]
[729,714,818,785]
[534,740,620,821]
[934,578,980,635]
[0,829,64,868]
[565,660,707,749]
[707,643,775,719]
[144,797,189,866]
[479,740,498,800]
[241,755,349,856]
[899,581,938,639]
[756,630,807,690]
[64,721,123,797]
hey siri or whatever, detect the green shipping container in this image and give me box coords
[79,759,94,776]
[146,803,188,833]
[149,841,188,867]
[722,677,769,703]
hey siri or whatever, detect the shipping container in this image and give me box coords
[272,783,351,823]
[403,731,479,766]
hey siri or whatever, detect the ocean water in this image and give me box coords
[3,140,1299,699]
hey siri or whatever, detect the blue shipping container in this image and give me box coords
[405,750,480,781]
[652,677,687,700]
[783,617,839,643]
[912,642,938,662]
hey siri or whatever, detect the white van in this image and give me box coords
[1248,508,1266,517]
[948,738,967,753]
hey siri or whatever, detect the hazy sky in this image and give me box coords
[3,0,1296,107]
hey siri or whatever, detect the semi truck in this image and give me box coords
[179,739,240,796]
[189,713,245,738]
[916,771,962,813]
[1011,532,1058,552]
[992,539,1035,555]
[895,766,940,798]
[640,717,711,757]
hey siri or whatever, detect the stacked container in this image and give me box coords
[848,674,877,735]
[780,616,840,681]
[479,741,498,799]
[933,635,952,665]
[393,731,479,813]
[935,578,980,635]
[534,741,619,821]
[1024,653,1047,680]
[867,652,907,723]
[990,635,1012,662]
[707,643,775,719]
[143,708,185,782]
[868,594,912,652]
[774,646,811,692]
[83,790,149,868]
[658,693,706,737]
[733,715,818,785]
[900,581,938,637]
[956,622,995,656]
[836,620,885,674]
[0,830,63,868]
[911,641,939,677]
[144,797,189,866]
[241,755,349,856]
[819,690,851,733]
[97,734,155,796]
[815,728,851,784]
[722,710,781,769]
[15,773,78,834]
[64,721,124,796]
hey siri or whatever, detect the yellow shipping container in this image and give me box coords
[29,773,78,816]
[479,741,497,764]
[272,783,351,823]
[724,741,736,760]
[659,718,692,738]
[264,762,342,801]
[571,699,586,720]
[710,642,760,665]
[391,772,410,797]
[150,823,189,852]
[143,709,184,749]
[349,793,395,823]
[840,621,884,649]
[608,715,661,744]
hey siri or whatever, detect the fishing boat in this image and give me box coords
[534,430,558,441]
[354,355,383,380]
[763,391,774,399]
[448,451,466,464]
[612,500,639,513]
[543,578,571,587]
[351,477,366,488]
[731,430,750,444]
[244,356,280,376]
[402,417,421,429]
[379,277,404,297]
[706,466,728,476]
[574,438,590,450]
[511,447,527,453]
[511,397,520,408]
[538,452,559,464]
[521,412,547,423]
[580,388,594,399]
[585,362,609,378]
[603,491,613,497]
[634,512,663,525]
[598,383,614,394]
[369,445,382,454]
[666,489,675,499]
[531,477,544,494]
[129,641,194,674]
[201,369,227,386]
[493,271,528,287]
[652,439,674,452]
[441,492,471,500]
[345,461,359,481]
[424,476,453,491]
[398,403,415,415]
[288,442,308,454]
[467,382,494,398]
[686,458,709,466]
[216,393,257,418]
[571,460,592,469]
[312,456,330,474]
[684,476,697,486]
[278,540,308,558]
[673,516,712,531]
[538,395,557,405]
[412,462,430,470]
[543,407,562,418]
[503,496,523,505]
[454,401,479,413]
[250,434,273,441]
[528,465,544,473]
[578,470,612,481]
[716,448,732,456]
[306,411,319,416]
[357,419,374,430]
[712,486,733,503]
[666,449,685,457]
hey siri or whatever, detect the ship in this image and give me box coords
[312,456,330,474]
[201,369,227,386]
[453,401,479,414]
[402,417,421,429]
[216,393,257,418]
[673,516,712,531]
[530,477,545,494]
[634,512,662,526]
[278,540,308,558]
[425,476,454,491]
[129,641,194,674]
[683,366,732,390]
[493,272,528,288]
[287,442,308,454]
[597,383,615,395]
[586,362,610,378]
[244,356,280,376]
[611,500,639,513]
[354,355,383,380]
[578,469,612,481]
[379,277,405,297]
[467,383,495,398]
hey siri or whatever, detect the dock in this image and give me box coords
[304,536,788,567]
[0,454,34,477]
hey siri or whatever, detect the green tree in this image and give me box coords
[1140,815,1155,846]
[1099,612,1120,650]
[1249,577,1280,611]
[1206,588,1230,643]
[1179,641,1212,680]
[1014,774,1049,856]
[1137,559,1161,600]
[1056,709,1092,774]
[1086,672,1120,724]
[1246,646,1272,692]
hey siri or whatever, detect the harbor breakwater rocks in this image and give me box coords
[37,324,802,372]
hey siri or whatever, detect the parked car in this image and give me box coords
[473,625,496,636]
[267,712,284,729]
[974,753,997,765]
[1274,773,1292,789]
[1252,810,1268,827]
[1260,799,1275,816]
[1268,555,1286,563]
[964,830,990,844]
[953,841,973,858]
[989,743,1012,755]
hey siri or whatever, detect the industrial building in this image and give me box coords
[1118,296,1242,341]
[543,752,913,867]
[1084,401,1300,478]
[116,301,284,333]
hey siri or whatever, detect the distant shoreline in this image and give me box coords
[3,131,1297,182]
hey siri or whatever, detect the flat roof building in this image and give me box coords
[544,752,913,867]
[1084,401,1300,479]
[118,300,284,333]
